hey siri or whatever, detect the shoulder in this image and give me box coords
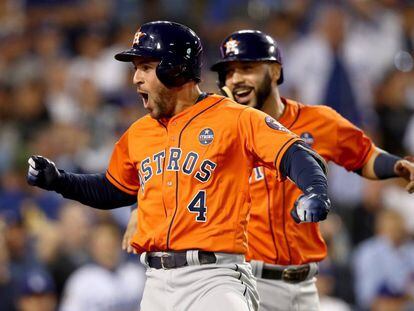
[117,115,160,143]
[283,98,339,122]
[210,94,248,112]
[298,103,348,126]
[128,114,156,131]
[207,94,256,122]
[301,103,337,117]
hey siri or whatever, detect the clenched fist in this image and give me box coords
[27,155,61,191]
[291,193,331,223]
[394,157,414,193]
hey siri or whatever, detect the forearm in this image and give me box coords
[55,172,137,209]
[280,143,328,195]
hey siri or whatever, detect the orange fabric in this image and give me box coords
[247,98,375,264]
[106,95,300,254]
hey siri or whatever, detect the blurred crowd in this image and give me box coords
[0,0,413,310]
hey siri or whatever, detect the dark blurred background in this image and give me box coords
[0,0,414,310]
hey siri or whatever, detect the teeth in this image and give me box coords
[235,89,252,96]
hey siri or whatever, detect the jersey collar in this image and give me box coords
[167,94,225,124]
[277,97,301,129]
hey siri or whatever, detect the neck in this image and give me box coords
[261,86,285,120]
[173,84,202,116]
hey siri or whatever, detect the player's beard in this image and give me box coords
[254,71,272,111]
[151,88,177,119]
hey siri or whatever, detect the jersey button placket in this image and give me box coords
[164,120,178,218]
[163,118,180,248]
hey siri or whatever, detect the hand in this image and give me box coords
[27,155,60,191]
[122,208,138,254]
[394,158,414,193]
[291,193,331,223]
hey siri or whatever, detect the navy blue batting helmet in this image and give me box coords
[211,30,283,86]
[115,21,203,88]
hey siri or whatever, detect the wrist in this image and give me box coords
[393,160,402,175]
[53,170,66,192]
[304,185,327,196]
[374,153,401,179]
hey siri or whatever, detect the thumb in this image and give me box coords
[400,160,414,180]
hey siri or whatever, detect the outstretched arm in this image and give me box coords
[280,142,331,223]
[27,155,137,209]
[360,148,414,193]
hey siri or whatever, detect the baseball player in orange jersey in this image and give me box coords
[209,30,414,311]
[26,22,332,311]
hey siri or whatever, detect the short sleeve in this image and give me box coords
[238,107,301,180]
[106,130,139,195]
[331,109,375,171]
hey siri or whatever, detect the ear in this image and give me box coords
[269,63,282,84]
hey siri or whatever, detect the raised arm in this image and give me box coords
[27,155,137,209]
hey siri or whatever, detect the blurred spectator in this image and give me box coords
[46,202,93,301]
[316,258,352,311]
[15,268,57,311]
[0,1,412,309]
[288,1,401,127]
[68,27,127,98]
[381,180,414,234]
[12,79,50,140]
[349,180,384,246]
[59,222,145,311]
[397,1,414,55]
[319,212,353,303]
[353,209,414,310]
[287,4,363,125]
[0,87,19,174]
[0,1,25,37]
[0,170,28,219]
[374,68,413,155]
[404,114,414,154]
[0,218,15,311]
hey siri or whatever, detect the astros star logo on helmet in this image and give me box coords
[133,31,146,45]
[224,38,239,55]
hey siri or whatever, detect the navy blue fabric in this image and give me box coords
[55,172,136,210]
[373,152,401,179]
[280,143,328,195]
[323,53,361,126]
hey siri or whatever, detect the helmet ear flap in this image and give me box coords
[217,70,226,88]
[156,59,189,88]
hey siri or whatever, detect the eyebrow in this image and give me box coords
[133,58,159,65]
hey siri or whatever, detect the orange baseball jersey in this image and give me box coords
[106,94,301,254]
[247,98,375,265]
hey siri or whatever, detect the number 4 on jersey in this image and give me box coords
[187,190,207,222]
